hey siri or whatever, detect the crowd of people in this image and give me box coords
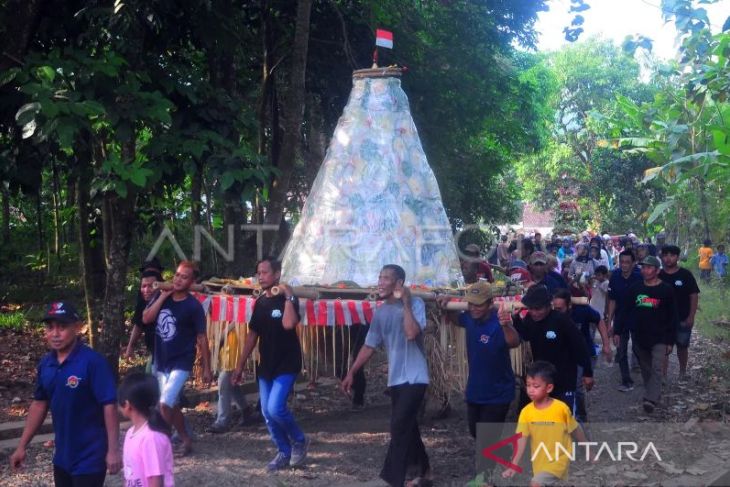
[7,229,727,487]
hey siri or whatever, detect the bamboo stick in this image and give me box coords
[153,281,205,292]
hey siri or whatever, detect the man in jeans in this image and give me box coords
[605,250,642,392]
[622,256,678,413]
[342,264,431,487]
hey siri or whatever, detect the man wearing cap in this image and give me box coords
[659,245,700,380]
[508,259,531,285]
[621,256,679,413]
[510,285,594,417]
[10,301,121,486]
[437,282,519,483]
[528,251,568,294]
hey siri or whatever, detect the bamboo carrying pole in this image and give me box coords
[153,281,206,292]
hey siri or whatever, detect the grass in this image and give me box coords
[695,279,730,341]
[0,311,27,331]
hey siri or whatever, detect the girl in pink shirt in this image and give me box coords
[119,373,175,487]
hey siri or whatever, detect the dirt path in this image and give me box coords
[1,332,729,486]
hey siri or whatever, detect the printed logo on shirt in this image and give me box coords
[479,334,490,344]
[674,280,683,287]
[636,294,660,308]
[545,331,557,339]
[156,308,177,342]
[271,309,282,319]
[65,375,81,388]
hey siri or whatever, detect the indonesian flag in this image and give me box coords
[376,29,393,49]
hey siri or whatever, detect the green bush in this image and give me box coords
[0,312,27,330]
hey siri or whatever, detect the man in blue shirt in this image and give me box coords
[342,264,431,487]
[9,301,120,487]
[438,281,519,484]
[605,250,643,392]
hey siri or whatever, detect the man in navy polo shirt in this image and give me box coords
[143,260,212,456]
[446,282,520,483]
[439,281,520,438]
[9,301,120,487]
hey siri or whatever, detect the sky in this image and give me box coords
[535,0,729,59]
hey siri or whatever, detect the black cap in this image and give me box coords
[42,301,81,324]
[139,257,163,273]
[521,285,552,309]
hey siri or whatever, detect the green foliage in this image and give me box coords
[611,0,730,242]
[517,37,657,232]
[0,312,26,331]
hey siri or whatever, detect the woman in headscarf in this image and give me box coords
[569,243,595,297]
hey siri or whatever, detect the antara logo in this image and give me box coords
[482,432,523,472]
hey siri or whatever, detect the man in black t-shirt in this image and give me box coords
[231,258,308,472]
[622,256,679,413]
[124,268,163,369]
[659,245,700,380]
[512,285,594,417]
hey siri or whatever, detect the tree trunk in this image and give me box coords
[263,0,313,252]
[0,0,46,72]
[98,139,138,378]
[1,185,9,245]
[51,161,61,257]
[35,185,44,256]
[191,161,202,230]
[223,189,248,276]
[695,177,711,242]
[76,165,102,347]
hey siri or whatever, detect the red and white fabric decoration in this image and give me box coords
[196,293,522,327]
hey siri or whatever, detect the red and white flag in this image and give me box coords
[375,29,393,49]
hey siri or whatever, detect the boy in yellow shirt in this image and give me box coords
[503,361,586,486]
[699,239,713,283]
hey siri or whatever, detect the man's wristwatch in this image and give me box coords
[286,295,296,303]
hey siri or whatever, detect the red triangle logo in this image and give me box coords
[481,432,523,473]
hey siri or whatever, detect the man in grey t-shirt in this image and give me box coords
[342,264,431,487]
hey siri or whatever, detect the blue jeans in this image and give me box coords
[259,374,306,456]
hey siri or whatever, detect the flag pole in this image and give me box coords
[372,47,378,68]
